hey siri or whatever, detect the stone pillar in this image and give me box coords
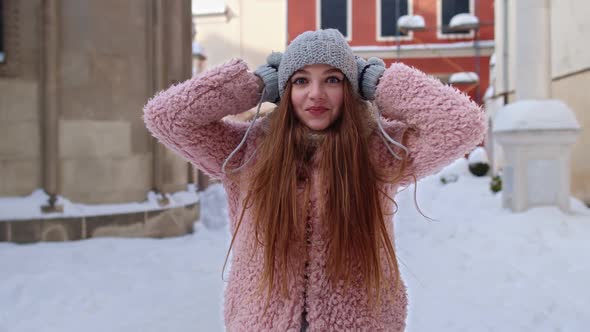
[197,170,210,191]
[40,0,62,212]
[515,0,551,100]
[150,0,193,197]
[151,0,167,195]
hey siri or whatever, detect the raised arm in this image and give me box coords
[374,63,486,183]
[142,59,263,179]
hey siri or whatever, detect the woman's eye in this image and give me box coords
[326,76,342,84]
[292,77,307,85]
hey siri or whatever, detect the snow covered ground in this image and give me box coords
[1,158,589,332]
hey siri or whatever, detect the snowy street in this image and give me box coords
[1,159,589,332]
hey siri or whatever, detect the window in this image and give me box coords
[0,0,4,63]
[379,0,409,38]
[440,0,472,35]
[317,0,351,39]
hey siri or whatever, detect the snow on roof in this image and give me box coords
[449,72,479,84]
[397,15,426,31]
[494,99,581,132]
[449,13,480,30]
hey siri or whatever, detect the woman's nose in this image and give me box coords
[308,82,325,100]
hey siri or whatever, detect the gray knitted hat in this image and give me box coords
[274,29,358,97]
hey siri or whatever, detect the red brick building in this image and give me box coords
[287,0,494,104]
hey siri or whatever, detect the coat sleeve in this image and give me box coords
[142,58,263,179]
[372,62,487,184]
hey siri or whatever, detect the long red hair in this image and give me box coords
[225,78,407,309]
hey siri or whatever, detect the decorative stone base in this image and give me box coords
[0,202,199,244]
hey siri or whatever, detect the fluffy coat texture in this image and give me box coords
[143,58,486,331]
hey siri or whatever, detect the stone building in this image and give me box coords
[0,0,198,242]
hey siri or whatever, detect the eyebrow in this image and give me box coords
[293,68,344,75]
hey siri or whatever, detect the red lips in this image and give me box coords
[306,106,329,115]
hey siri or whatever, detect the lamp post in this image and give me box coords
[447,12,481,102]
[396,14,425,61]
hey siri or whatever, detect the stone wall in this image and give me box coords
[552,70,590,204]
[0,0,43,196]
[0,202,199,243]
[0,0,194,205]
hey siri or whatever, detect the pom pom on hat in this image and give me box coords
[267,52,282,68]
[356,56,386,100]
[367,57,385,68]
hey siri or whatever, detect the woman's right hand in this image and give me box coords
[253,52,282,103]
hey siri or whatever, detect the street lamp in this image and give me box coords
[394,10,482,103]
[449,71,480,84]
[397,14,426,33]
[448,13,480,31]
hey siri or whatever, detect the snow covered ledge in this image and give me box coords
[493,100,581,213]
[0,190,200,244]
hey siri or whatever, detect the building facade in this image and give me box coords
[0,0,193,204]
[0,0,198,242]
[191,0,287,70]
[288,0,494,104]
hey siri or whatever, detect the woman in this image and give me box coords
[143,29,486,331]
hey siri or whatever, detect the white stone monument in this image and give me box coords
[494,100,580,212]
[493,0,581,213]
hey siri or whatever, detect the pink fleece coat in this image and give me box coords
[143,58,486,331]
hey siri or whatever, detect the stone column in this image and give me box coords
[515,0,551,99]
[151,0,167,195]
[197,170,210,191]
[149,0,192,199]
[40,0,62,212]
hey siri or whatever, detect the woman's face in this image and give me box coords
[289,64,344,131]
